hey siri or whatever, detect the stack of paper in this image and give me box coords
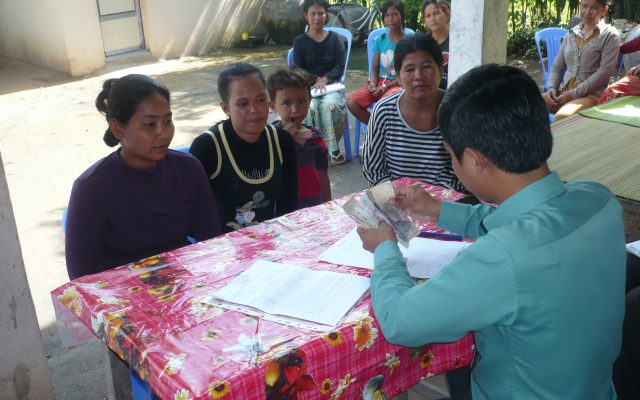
[318,228,470,279]
[627,240,640,258]
[311,82,345,97]
[207,260,369,327]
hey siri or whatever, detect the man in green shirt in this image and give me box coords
[358,64,626,399]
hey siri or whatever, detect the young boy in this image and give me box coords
[358,64,626,399]
[267,66,331,208]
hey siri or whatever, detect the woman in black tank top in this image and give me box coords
[189,63,298,232]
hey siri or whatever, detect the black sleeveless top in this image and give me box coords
[189,119,298,232]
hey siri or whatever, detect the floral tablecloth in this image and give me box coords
[52,179,474,400]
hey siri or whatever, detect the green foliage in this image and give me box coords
[507,26,539,59]
[507,0,570,59]
[610,0,640,21]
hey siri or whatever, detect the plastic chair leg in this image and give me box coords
[130,367,152,400]
[342,114,352,161]
[354,119,361,157]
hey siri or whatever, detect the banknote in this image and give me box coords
[342,181,419,247]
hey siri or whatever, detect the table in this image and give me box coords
[52,179,474,400]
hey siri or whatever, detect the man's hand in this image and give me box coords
[357,221,396,253]
[627,65,640,77]
[390,185,442,223]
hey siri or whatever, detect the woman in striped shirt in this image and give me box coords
[362,32,462,191]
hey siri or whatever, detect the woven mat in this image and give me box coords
[579,95,640,127]
[549,113,640,201]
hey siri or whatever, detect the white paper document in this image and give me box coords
[627,240,640,258]
[318,229,471,279]
[208,260,370,327]
[311,82,345,97]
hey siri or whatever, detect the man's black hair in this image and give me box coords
[438,64,552,173]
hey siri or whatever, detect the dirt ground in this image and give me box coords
[1,45,637,399]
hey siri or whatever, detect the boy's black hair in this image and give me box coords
[438,64,552,174]
[266,66,311,101]
[394,32,443,73]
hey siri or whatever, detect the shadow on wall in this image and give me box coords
[181,0,268,58]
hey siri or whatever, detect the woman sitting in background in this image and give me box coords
[599,63,640,103]
[292,0,348,165]
[422,0,451,89]
[362,32,462,192]
[65,74,221,280]
[346,0,407,125]
[599,35,640,103]
[544,0,619,119]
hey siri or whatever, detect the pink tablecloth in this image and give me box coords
[52,179,474,400]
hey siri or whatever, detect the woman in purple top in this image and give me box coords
[65,74,222,280]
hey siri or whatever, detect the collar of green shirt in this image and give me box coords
[482,172,565,231]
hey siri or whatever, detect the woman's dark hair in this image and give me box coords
[303,0,330,13]
[382,1,405,28]
[95,74,170,147]
[421,0,451,18]
[394,32,443,73]
[218,62,266,103]
[438,64,552,173]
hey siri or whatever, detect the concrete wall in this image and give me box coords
[449,0,509,85]
[0,152,54,400]
[0,0,105,77]
[141,0,267,59]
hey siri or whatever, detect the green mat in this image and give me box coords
[549,113,640,201]
[579,95,640,127]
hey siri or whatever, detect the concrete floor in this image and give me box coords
[1,43,637,399]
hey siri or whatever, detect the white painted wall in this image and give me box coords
[0,0,105,77]
[141,0,267,59]
[449,0,509,85]
[0,152,54,400]
[0,0,266,75]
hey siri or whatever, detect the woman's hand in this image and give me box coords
[554,91,573,105]
[390,185,442,224]
[357,221,396,253]
[372,84,386,97]
[545,88,559,106]
[312,76,329,93]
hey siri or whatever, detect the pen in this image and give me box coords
[419,231,464,241]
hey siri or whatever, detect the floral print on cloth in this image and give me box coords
[52,179,474,399]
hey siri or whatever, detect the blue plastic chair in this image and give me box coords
[130,368,152,399]
[173,145,190,153]
[287,26,353,161]
[353,27,414,157]
[535,27,568,91]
